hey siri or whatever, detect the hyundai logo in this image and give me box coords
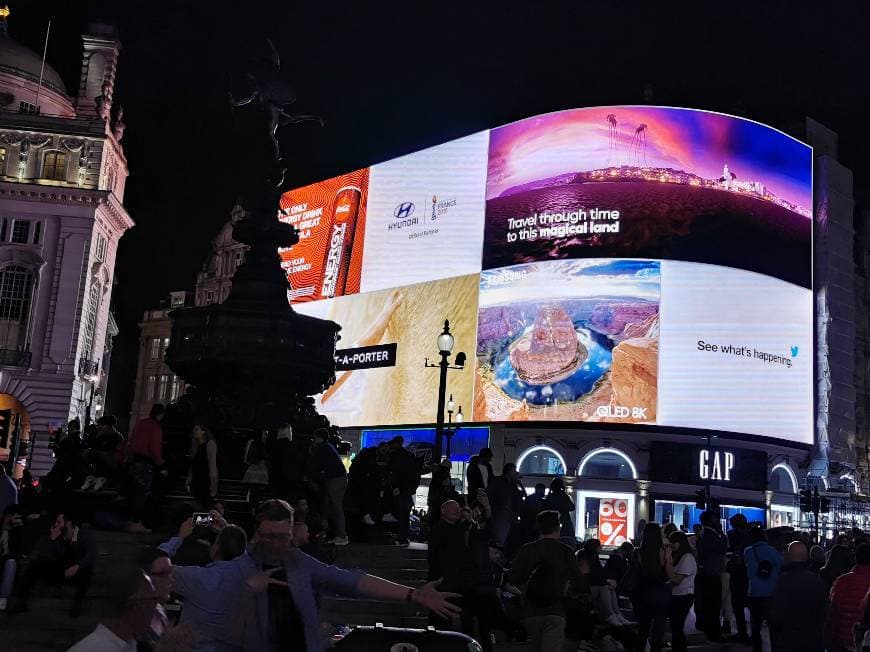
[394,202,415,219]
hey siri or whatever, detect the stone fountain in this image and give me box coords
[166,41,340,437]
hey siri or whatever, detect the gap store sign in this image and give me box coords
[649,442,768,491]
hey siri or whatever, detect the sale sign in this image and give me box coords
[598,498,629,546]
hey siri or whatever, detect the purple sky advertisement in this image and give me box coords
[483,106,812,288]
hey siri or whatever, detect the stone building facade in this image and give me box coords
[0,15,134,476]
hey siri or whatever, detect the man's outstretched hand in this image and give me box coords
[412,578,462,619]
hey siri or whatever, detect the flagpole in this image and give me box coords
[34,19,51,114]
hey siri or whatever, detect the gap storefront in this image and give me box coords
[510,430,806,545]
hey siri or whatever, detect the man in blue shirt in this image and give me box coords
[743,525,783,652]
[158,516,249,651]
[161,499,460,652]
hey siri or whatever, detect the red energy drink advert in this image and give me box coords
[320,186,361,299]
[277,168,369,303]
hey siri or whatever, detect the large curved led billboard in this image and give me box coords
[286,107,813,444]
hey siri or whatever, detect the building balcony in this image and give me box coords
[0,348,32,368]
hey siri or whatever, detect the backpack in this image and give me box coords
[617,554,641,596]
[525,560,559,607]
[750,545,773,579]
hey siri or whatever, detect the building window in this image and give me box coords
[0,218,7,242]
[161,337,170,356]
[157,374,169,401]
[517,445,566,476]
[169,375,181,402]
[81,283,101,361]
[18,101,37,114]
[0,147,6,174]
[770,464,798,494]
[41,151,67,181]
[577,448,637,480]
[0,265,34,353]
[235,250,245,269]
[32,221,41,244]
[204,290,215,305]
[94,234,108,262]
[149,337,161,360]
[11,220,30,244]
[145,375,157,401]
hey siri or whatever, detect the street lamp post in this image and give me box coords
[425,320,466,465]
[445,394,465,459]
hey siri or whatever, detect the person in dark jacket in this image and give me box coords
[467,447,494,499]
[347,443,389,527]
[508,511,586,652]
[487,463,525,548]
[542,478,575,537]
[820,543,853,595]
[12,511,97,617]
[187,423,218,510]
[309,428,348,546]
[385,436,421,545]
[520,483,547,542]
[429,499,499,651]
[727,513,752,643]
[428,459,459,524]
[633,521,674,652]
[768,541,826,652]
[695,510,728,643]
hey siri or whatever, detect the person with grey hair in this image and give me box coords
[768,541,827,652]
[67,567,159,651]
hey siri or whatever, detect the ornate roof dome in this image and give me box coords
[0,34,69,98]
[0,8,74,115]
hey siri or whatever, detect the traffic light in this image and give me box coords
[0,409,11,449]
[799,488,813,513]
[695,489,707,510]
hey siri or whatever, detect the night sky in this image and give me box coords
[6,1,870,424]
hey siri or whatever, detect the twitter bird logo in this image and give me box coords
[790,346,799,357]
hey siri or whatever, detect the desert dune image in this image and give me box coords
[295,274,479,427]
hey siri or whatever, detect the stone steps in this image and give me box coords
[0,531,431,649]
[320,543,431,628]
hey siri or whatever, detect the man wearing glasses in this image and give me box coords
[158,499,461,652]
[68,567,161,651]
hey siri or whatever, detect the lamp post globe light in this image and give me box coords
[445,393,464,459]
[425,320,466,465]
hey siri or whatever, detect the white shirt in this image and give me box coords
[671,554,697,596]
[67,623,137,652]
[478,463,490,488]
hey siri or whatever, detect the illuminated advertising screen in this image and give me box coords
[286,106,813,445]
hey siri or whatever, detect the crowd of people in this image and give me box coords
[7,411,870,651]
[422,447,870,652]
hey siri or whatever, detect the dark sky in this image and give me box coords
[7,1,870,422]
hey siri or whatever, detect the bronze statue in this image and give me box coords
[229,39,322,183]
